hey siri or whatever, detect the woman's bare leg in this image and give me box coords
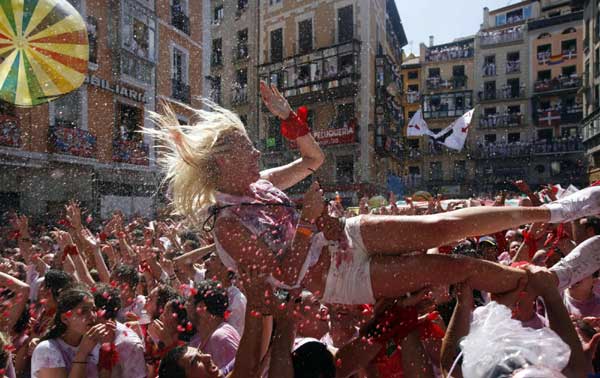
[369,254,527,299]
[360,206,551,255]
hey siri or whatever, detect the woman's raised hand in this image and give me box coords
[260,80,292,120]
[301,182,325,222]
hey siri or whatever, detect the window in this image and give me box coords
[507,78,520,98]
[596,48,600,78]
[508,132,521,143]
[484,134,497,144]
[537,129,553,141]
[484,107,497,116]
[454,161,466,180]
[172,47,187,84]
[430,162,443,180]
[213,5,223,23]
[507,51,519,61]
[537,44,552,55]
[508,105,521,114]
[270,28,283,63]
[237,0,248,11]
[336,155,354,184]
[562,127,578,137]
[484,81,496,99]
[267,117,283,150]
[209,76,221,104]
[407,71,418,80]
[506,8,524,24]
[53,90,82,128]
[409,166,420,175]
[428,68,440,78]
[537,70,552,81]
[561,39,577,54]
[211,39,222,66]
[453,65,465,77]
[336,103,355,128]
[538,32,552,39]
[408,111,416,119]
[407,139,419,149]
[87,17,98,65]
[269,0,282,5]
[337,5,354,43]
[171,0,189,34]
[408,84,419,92]
[298,19,313,54]
[121,1,155,83]
[495,14,506,26]
[236,29,249,60]
[116,103,143,141]
[562,27,576,34]
[562,65,576,77]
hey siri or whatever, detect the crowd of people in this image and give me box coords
[1,82,600,378]
[424,43,474,63]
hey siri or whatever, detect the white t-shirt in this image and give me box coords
[31,339,99,378]
[226,286,247,336]
[117,295,147,322]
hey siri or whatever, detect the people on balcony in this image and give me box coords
[506,60,520,73]
[425,43,473,62]
[480,26,522,45]
[483,62,496,76]
[0,119,20,147]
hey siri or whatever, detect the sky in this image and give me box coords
[395,0,523,55]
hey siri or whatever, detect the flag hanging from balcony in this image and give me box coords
[430,109,474,151]
[538,110,561,127]
[0,0,89,106]
[406,109,433,137]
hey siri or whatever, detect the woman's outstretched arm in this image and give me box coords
[361,206,550,255]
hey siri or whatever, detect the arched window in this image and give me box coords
[538,32,552,39]
[562,27,576,34]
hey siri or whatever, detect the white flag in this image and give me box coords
[431,109,474,151]
[406,109,434,137]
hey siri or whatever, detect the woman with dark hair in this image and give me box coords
[31,288,111,378]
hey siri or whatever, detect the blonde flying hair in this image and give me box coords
[146,101,247,224]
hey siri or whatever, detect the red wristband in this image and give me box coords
[280,106,310,140]
[62,245,79,262]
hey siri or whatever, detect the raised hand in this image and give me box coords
[301,182,325,222]
[51,229,75,251]
[260,80,292,120]
[513,180,532,194]
[65,201,83,232]
[79,228,98,251]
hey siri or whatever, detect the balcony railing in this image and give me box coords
[233,44,249,62]
[474,139,583,159]
[259,39,361,107]
[533,76,581,93]
[478,113,523,129]
[231,86,248,105]
[211,53,223,67]
[406,91,420,104]
[402,175,423,189]
[583,108,600,142]
[426,76,467,91]
[0,116,20,148]
[482,64,496,77]
[171,5,190,35]
[506,60,520,74]
[172,79,191,103]
[478,87,526,101]
[424,40,474,62]
[48,125,96,158]
[112,139,149,165]
[480,27,524,47]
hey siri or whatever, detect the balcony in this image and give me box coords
[533,107,583,127]
[259,39,361,107]
[480,27,524,47]
[527,11,583,31]
[482,64,496,77]
[48,125,96,158]
[478,87,526,102]
[171,5,190,35]
[478,113,523,129]
[426,76,467,91]
[406,91,420,104]
[231,86,248,106]
[532,138,583,155]
[583,108,600,142]
[172,79,191,104]
[424,39,474,63]
[473,142,532,159]
[112,139,149,165]
[233,44,249,62]
[506,61,520,74]
[533,76,581,94]
[210,54,223,68]
[0,116,20,148]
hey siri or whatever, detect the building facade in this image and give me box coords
[414,37,475,197]
[472,1,536,193]
[0,0,204,219]
[401,54,422,189]
[204,0,260,140]
[256,0,407,204]
[580,0,600,183]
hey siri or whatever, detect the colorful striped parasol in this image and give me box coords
[0,0,89,106]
